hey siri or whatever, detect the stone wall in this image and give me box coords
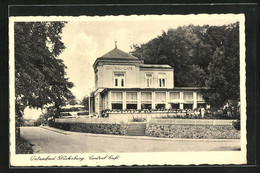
[145,124,240,139]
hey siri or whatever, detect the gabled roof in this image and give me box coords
[98,48,139,60]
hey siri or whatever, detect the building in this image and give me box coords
[93,45,207,115]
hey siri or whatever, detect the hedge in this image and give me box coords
[145,124,240,139]
[49,122,128,135]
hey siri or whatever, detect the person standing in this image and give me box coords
[201,107,205,118]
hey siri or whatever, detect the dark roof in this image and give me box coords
[98,48,139,60]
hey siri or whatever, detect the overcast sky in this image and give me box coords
[58,14,239,101]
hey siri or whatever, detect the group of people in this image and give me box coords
[193,106,206,117]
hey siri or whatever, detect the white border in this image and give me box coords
[9,14,247,167]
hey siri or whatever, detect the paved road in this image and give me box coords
[20,127,240,154]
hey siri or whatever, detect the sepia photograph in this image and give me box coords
[9,14,247,166]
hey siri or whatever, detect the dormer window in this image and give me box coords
[158,73,166,87]
[114,73,125,87]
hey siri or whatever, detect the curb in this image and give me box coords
[40,126,240,142]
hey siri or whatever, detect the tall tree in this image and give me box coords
[131,22,240,113]
[15,22,74,119]
[130,25,207,87]
[203,22,240,112]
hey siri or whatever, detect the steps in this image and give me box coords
[126,123,146,136]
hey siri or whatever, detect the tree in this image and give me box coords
[203,22,240,115]
[130,22,240,116]
[14,22,74,121]
[81,96,90,110]
[130,25,208,87]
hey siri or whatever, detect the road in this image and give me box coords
[20,127,240,154]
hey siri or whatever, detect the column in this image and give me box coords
[123,91,126,110]
[108,91,111,109]
[152,91,155,109]
[137,91,141,110]
[166,91,171,109]
[180,91,184,109]
[193,91,197,109]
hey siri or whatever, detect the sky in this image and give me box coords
[58,14,239,101]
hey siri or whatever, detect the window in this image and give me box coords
[155,92,166,110]
[183,92,193,101]
[158,73,166,87]
[141,92,152,109]
[155,92,166,102]
[111,92,123,110]
[141,103,152,109]
[169,92,180,100]
[114,73,125,87]
[170,103,180,109]
[145,73,153,87]
[111,92,123,101]
[156,104,165,109]
[169,92,180,109]
[126,92,137,109]
[141,92,152,100]
[112,104,122,109]
[184,104,193,109]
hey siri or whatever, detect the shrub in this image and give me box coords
[146,124,240,139]
[50,122,129,135]
[77,111,89,115]
[232,120,240,130]
[16,137,34,154]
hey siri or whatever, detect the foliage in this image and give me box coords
[131,25,209,87]
[14,22,75,118]
[146,124,240,139]
[50,122,128,135]
[130,22,240,114]
[68,98,78,105]
[203,22,240,112]
[81,91,94,110]
[233,120,240,130]
[81,96,90,110]
[16,137,34,154]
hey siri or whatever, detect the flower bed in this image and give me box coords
[145,124,240,139]
[49,122,128,135]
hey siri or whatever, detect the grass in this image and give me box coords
[16,137,34,154]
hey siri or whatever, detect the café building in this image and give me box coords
[93,45,206,115]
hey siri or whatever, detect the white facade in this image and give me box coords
[92,47,206,115]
